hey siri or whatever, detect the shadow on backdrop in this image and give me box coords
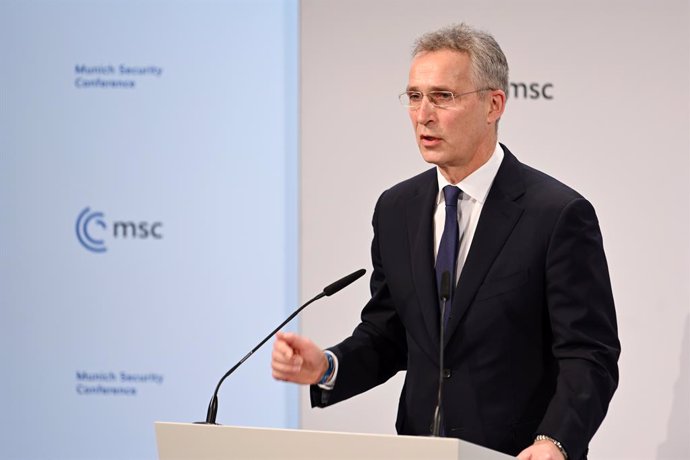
[657,314,690,459]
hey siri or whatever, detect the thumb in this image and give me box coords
[516,448,531,460]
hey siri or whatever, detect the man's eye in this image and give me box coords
[408,92,423,101]
[432,92,453,101]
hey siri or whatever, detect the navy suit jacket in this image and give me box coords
[311,145,620,459]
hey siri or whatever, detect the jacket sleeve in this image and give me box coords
[311,191,408,407]
[537,197,621,460]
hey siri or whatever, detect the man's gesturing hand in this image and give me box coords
[271,332,328,385]
[517,439,566,460]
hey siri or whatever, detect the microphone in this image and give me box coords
[323,268,366,296]
[431,271,450,437]
[200,268,367,425]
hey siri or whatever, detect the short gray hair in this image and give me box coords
[412,23,509,96]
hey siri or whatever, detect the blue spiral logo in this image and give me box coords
[76,207,107,253]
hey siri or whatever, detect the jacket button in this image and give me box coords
[443,368,451,379]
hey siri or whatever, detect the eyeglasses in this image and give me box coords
[398,88,492,109]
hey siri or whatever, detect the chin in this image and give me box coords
[419,149,447,166]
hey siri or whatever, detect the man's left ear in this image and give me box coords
[487,90,506,124]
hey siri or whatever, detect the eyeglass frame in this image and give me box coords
[398,88,494,109]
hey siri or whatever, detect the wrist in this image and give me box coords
[534,434,568,459]
[318,351,334,385]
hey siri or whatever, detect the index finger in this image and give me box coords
[273,335,295,359]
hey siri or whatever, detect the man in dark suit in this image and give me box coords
[271,23,620,460]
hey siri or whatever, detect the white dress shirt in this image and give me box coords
[434,143,504,283]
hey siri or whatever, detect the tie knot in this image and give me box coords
[442,185,461,206]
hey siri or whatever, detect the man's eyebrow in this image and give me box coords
[405,85,454,92]
[428,85,454,92]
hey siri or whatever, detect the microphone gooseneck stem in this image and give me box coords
[201,268,366,425]
[431,296,446,436]
[204,291,326,424]
[432,270,451,437]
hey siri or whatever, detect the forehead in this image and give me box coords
[407,49,472,90]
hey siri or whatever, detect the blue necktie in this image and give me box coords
[435,185,461,326]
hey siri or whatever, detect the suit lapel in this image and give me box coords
[405,170,440,349]
[444,147,526,347]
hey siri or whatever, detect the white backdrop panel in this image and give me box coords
[299,1,690,459]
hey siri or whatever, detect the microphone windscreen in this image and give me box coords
[440,271,451,301]
[323,268,366,296]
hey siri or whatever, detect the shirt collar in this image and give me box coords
[436,142,504,205]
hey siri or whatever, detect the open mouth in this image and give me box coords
[420,135,441,145]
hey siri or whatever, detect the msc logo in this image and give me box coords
[76,207,163,253]
[509,82,554,100]
[76,208,107,252]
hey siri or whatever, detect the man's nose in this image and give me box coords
[415,97,436,124]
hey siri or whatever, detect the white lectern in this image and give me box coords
[155,422,514,459]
